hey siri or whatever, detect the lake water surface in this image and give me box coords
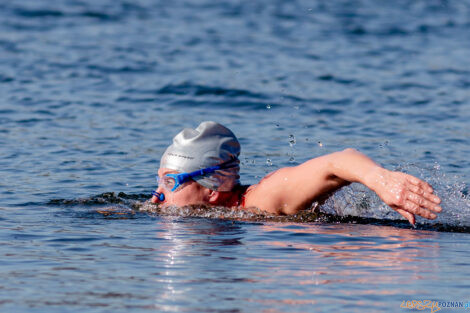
[1,0,469,312]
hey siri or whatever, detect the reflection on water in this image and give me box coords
[120,217,445,312]
[153,218,250,311]
[0,207,467,313]
[242,223,442,311]
[260,223,439,277]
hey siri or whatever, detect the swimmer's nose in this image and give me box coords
[151,194,158,203]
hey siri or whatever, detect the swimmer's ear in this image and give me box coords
[207,190,221,205]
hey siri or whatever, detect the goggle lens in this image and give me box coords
[156,176,176,191]
[156,175,186,192]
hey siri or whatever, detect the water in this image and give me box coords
[1,0,470,312]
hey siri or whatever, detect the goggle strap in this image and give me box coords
[187,160,238,177]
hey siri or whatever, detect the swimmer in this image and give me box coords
[151,121,442,225]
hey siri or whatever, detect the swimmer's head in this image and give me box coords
[160,121,240,191]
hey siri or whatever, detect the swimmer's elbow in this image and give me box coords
[341,147,360,155]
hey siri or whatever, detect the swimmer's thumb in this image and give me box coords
[396,208,416,227]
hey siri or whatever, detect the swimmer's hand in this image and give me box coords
[367,168,442,226]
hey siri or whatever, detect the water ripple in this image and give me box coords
[157,82,268,99]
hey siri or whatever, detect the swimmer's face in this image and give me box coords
[151,168,212,206]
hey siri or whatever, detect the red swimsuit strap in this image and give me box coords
[236,185,249,208]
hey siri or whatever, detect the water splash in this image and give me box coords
[138,202,323,223]
[288,134,296,147]
[48,192,148,207]
[47,164,470,232]
[321,163,470,230]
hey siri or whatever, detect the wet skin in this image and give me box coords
[152,149,442,226]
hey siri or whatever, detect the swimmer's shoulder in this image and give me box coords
[238,169,286,214]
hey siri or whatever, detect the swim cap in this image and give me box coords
[160,121,240,191]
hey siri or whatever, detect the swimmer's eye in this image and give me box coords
[156,175,179,192]
[161,176,176,190]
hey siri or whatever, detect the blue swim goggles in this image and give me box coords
[151,159,237,202]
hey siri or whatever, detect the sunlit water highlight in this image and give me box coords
[1,0,470,312]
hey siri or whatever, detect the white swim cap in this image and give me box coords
[160,121,241,191]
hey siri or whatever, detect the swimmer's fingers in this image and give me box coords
[405,174,434,194]
[407,183,441,205]
[403,175,442,220]
[394,207,416,226]
[373,170,442,225]
[407,185,442,213]
[402,197,438,220]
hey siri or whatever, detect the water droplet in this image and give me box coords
[379,140,390,149]
[266,159,273,166]
[289,134,296,147]
[266,104,271,109]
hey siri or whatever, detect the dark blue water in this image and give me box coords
[1,0,470,312]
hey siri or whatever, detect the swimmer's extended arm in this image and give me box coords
[244,148,442,225]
